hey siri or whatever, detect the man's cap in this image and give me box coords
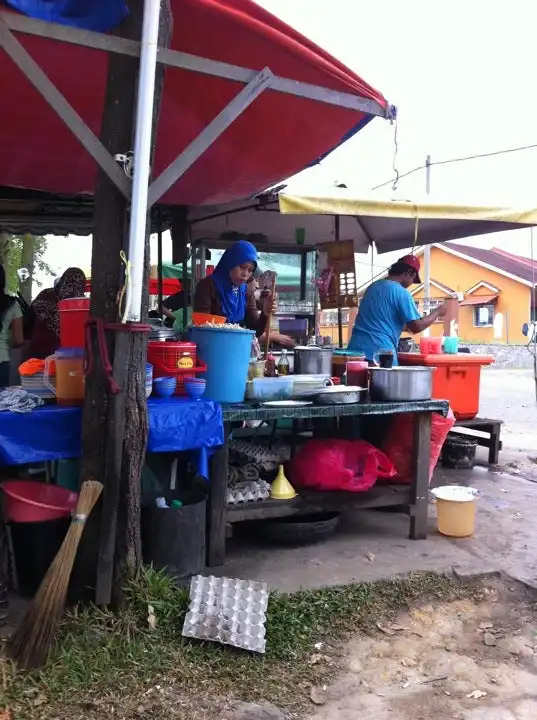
[398,255,421,283]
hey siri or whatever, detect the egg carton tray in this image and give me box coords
[229,438,290,466]
[226,480,271,505]
[182,575,269,653]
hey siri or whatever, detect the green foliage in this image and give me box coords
[0,233,54,297]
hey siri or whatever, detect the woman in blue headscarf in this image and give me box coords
[193,240,274,335]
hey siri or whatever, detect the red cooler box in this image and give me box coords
[398,352,494,420]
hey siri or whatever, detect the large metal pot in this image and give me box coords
[294,346,333,375]
[369,366,435,402]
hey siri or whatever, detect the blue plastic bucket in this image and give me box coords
[190,326,255,403]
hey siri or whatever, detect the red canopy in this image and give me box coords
[0,0,388,206]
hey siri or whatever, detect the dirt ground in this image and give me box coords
[309,578,537,720]
[304,370,537,720]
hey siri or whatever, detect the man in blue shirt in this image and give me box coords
[348,255,447,364]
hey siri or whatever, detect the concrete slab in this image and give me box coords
[217,368,537,593]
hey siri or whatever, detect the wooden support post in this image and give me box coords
[84,0,173,606]
[207,422,230,567]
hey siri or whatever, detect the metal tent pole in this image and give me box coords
[423,154,432,335]
[157,207,163,315]
[124,0,161,323]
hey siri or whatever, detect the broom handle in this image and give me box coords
[264,275,276,358]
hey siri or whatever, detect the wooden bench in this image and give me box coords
[448,417,503,465]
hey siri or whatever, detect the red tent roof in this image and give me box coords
[0,0,389,206]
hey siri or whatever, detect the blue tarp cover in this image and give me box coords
[0,398,224,465]
[4,0,128,32]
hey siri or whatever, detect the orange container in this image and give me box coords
[398,352,494,420]
[192,312,226,326]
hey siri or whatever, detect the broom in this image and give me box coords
[10,480,103,669]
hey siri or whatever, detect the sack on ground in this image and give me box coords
[381,409,455,485]
[286,439,396,493]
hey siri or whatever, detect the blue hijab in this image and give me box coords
[211,240,258,323]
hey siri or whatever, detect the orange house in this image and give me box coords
[358,243,537,344]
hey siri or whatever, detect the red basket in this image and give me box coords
[147,341,205,395]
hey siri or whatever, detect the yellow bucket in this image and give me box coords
[431,486,478,538]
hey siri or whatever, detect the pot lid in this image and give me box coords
[316,385,365,394]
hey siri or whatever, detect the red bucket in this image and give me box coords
[59,297,90,349]
[1,481,78,523]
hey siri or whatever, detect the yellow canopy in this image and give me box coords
[279,192,537,253]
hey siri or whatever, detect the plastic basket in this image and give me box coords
[147,341,206,396]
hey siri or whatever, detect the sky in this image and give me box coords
[36,0,537,289]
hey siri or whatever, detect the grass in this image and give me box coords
[1,567,485,720]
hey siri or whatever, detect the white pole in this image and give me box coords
[423,154,432,335]
[124,0,161,323]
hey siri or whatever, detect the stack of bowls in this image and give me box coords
[145,363,153,398]
[184,377,206,400]
[153,376,177,398]
[20,372,56,400]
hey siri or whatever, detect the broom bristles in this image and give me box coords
[11,480,103,669]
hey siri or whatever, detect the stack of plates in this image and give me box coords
[20,372,56,400]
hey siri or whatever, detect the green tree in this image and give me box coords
[0,232,54,300]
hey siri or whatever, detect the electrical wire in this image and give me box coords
[371,142,537,192]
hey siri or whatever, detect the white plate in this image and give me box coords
[261,400,312,407]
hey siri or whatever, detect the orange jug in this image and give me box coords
[44,349,85,406]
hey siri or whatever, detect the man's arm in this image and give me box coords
[407,305,446,334]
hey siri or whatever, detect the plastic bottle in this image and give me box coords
[277,349,290,376]
[265,354,276,377]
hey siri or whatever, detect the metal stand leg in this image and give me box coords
[489,428,501,465]
[207,422,230,567]
[410,412,431,540]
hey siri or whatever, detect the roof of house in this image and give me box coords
[410,279,455,296]
[444,243,537,285]
[357,242,537,294]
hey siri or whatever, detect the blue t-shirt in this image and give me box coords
[347,279,421,364]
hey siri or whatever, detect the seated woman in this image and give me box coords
[27,267,86,359]
[193,240,274,334]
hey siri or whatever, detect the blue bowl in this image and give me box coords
[184,383,205,400]
[153,376,177,398]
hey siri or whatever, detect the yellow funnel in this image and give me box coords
[270,465,297,500]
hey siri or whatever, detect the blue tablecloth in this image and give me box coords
[0,398,224,465]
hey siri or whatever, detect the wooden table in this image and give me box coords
[207,399,449,567]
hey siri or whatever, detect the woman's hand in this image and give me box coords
[261,291,278,316]
[272,332,296,348]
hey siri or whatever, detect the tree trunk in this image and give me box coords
[82,0,173,604]
[19,234,35,303]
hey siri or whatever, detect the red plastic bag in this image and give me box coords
[381,410,455,485]
[286,439,396,493]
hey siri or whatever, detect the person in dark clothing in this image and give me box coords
[27,267,86,359]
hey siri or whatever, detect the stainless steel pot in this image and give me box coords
[294,346,333,375]
[369,366,435,402]
[314,385,366,405]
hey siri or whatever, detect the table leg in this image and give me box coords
[409,412,431,540]
[207,422,230,567]
[488,426,501,465]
